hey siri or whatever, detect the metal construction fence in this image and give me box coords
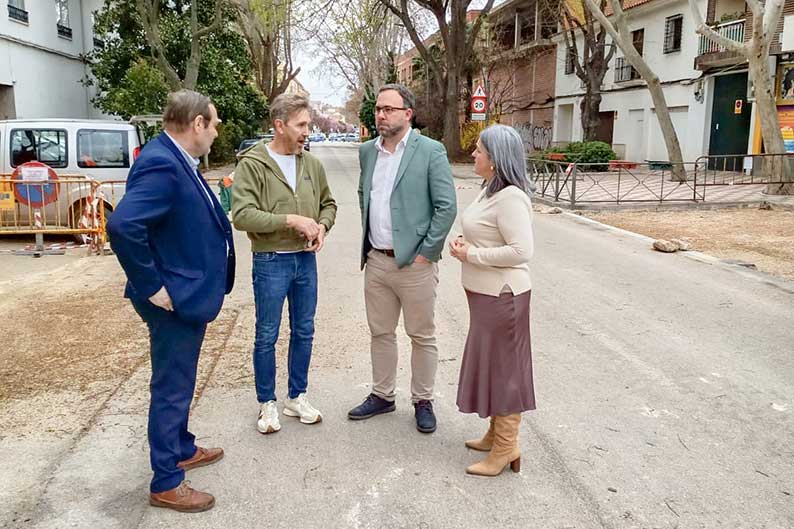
[528,153,794,207]
[0,175,106,254]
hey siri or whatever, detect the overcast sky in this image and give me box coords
[297,0,507,107]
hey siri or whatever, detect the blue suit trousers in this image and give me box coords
[131,298,207,493]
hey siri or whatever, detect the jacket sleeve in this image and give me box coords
[231,157,288,233]
[357,147,366,216]
[106,155,176,299]
[467,193,534,267]
[316,162,338,232]
[419,142,457,260]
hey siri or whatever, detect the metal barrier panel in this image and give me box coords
[527,159,702,205]
[0,175,105,253]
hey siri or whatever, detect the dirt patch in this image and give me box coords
[583,207,794,281]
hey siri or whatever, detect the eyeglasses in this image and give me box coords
[374,105,408,115]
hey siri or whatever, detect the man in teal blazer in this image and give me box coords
[349,84,456,433]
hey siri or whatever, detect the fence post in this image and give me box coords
[570,163,577,208]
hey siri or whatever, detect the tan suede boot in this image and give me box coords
[464,417,495,451]
[465,414,521,476]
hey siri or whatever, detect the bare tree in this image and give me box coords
[584,0,686,181]
[379,0,498,159]
[315,0,406,92]
[136,0,224,90]
[561,0,616,141]
[689,0,792,195]
[232,0,301,106]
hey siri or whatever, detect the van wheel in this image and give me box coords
[69,200,113,244]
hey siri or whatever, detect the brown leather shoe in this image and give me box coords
[177,446,224,471]
[149,480,215,513]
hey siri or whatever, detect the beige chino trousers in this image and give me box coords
[364,249,439,403]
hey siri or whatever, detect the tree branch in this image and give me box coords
[687,0,746,54]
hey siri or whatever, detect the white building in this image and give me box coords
[0,0,106,120]
[552,0,753,163]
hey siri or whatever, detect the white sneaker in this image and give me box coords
[283,393,323,424]
[257,400,281,434]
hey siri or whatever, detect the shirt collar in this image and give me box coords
[375,127,412,154]
[164,131,200,170]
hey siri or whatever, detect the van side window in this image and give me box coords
[11,129,68,168]
[77,129,130,168]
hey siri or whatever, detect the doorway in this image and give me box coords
[708,72,751,170]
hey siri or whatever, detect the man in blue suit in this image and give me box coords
[107,90,235,513]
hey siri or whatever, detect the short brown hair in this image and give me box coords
[163,89,213,133]
[270,93,310,124]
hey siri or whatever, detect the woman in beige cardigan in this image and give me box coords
[449,124,535,477]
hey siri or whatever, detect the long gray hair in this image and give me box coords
[479,124,535,198]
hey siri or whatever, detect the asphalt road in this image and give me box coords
[3,143,793,529]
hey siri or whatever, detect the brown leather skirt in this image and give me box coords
[456,289,536,418]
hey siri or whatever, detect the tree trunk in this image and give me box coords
[749,46,794,194]
[443,69,463,160]
[581,85,602,141]
[642,71,687,181]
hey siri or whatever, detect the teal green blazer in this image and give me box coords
[358,129,457,269]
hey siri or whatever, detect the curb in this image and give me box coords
[557,211,794,295]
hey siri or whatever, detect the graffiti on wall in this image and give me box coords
[530,125,553,151]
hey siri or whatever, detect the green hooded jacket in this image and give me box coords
[231,142,337,252]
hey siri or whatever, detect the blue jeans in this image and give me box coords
[253,251,318,402]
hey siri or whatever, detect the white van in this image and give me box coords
[0,119,143,227]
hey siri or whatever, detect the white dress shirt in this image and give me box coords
[368,127,412,250]
[164,131,214,207]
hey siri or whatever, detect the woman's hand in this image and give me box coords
[449,235,470,263]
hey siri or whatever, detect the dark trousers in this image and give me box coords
[131,298,207,493]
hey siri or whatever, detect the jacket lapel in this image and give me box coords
[160,134,226,232]
[362,144,378,212]
[391,130,419,191]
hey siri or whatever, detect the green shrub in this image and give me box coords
[576,141,617,170]
[209,120,247,165]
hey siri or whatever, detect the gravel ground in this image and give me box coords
[583,206,794,281]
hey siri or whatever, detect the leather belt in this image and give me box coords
[372,247,396,257]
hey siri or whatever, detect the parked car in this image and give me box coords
[345,132,360,143]
[0,118,143,228]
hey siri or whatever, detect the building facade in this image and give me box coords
[0,0,106,120]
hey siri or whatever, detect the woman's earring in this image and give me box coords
[490,165,494,171]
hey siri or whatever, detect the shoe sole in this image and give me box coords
[283,409,323,424]
[416,424,437,434]
[178,452,224,471]
[347,404,396,420]
[257,424,281,434]
[149,497,215,513]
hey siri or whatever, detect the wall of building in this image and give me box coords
[553,0,716,161]
[0,0,107,119]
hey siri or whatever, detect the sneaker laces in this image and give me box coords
[260,401,277,421]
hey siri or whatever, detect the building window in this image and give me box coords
[614,57,641,83]
[664,15,683,53]
[11,129,68,168]
[56,0,72,39]
[631,28,644,55]
[8,0,28,23]
[565,47,575,75]
[77,130,130,168]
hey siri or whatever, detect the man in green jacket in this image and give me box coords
[232,93,337,435]
[348,84,456,433]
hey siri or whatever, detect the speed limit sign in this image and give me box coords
[472,99,486,112]
[470,83,487,121]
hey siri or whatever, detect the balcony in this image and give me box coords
[695,19,745,70]
[57,24,73,40]
[614,57,641,83]
[8,5,28,23]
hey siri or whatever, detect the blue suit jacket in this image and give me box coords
[107,133,235,324]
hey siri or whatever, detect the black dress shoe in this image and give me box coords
[414,400,437,433]
[348,393,396,420]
